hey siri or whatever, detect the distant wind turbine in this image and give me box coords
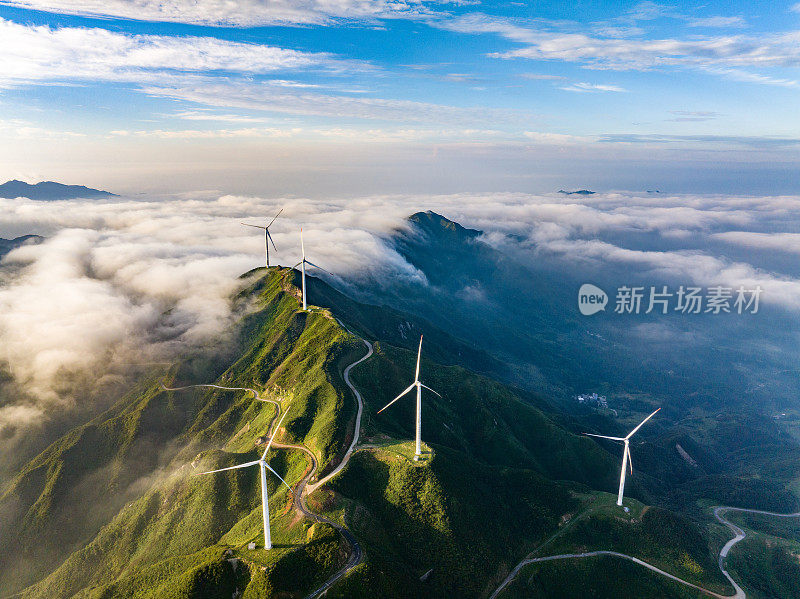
[378,335,440,460]
[242,208,283,269]
[197,409,292,550]
[583,408,660,507]
[292,227,328,311]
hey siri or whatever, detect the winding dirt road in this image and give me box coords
[489,506,800,599]
[162,332,373,599]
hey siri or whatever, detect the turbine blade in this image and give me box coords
[262,408,291,460]
[267,230,278,252]
[377,383,416,413]
[304,260,329,274]
[626,407,661,439]
[415,335,423,382]
[628,451,633,474]
[300,227,305,259]
[419,383,441,398]
[197,459,260,475]
[582,433,625,441]
[264,463,293,492]
[242,223,267,229]
[267,208,284,228]
[291,261,302,270]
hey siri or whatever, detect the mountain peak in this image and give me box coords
[407,210,482,241]
[0,180,117,201]
[558,189,595,195]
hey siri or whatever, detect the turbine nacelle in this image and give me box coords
[242,208,283,269]
[377,336,440,458]
[197,408,292,549]
[292,227,330,311]
[582,407,660,507]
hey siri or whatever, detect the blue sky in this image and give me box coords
[0,1,799,194]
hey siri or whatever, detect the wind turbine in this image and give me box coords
[292,227,327,311]
[242,208,283,269]
[378,335,440,460]
[584,408,660,507]
[197,409,293,550]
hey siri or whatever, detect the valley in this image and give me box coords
[1,219,799,598]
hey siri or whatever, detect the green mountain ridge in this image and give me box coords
[0,266,792,598]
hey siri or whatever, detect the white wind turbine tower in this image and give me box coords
[197,409,293,550]
[292,227,327,311]
[378,335,440,460]
[241,208,283,269]
[584,408,660,507]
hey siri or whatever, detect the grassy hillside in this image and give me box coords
[721,511,800,599]
[0,266,751,599]
[499,555,710,599]
[726,536,800,599]
[537,496,730,594]
[0,268,359,596]
[352,342,618,489]
[324,445,578,598]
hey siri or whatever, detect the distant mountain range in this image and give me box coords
[0,235,43,257]
[0,180,116,201]
[558,189,595,195]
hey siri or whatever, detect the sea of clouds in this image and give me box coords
[1,190,800,432]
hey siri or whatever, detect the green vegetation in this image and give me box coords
[0,265,783,599]
[0,268,356,597]
[352,342,618,489]
[726,537,800,599]
[716,511,800,599]
[499,555,710,599]
[533,495,730,594]
[327,445,577,598]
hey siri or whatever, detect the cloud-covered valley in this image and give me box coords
[2,190,800,436]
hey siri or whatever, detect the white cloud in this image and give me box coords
[0,18,527,126]
[559,82,627,93]
[712,231,800,254]
[139,80,526,125]
[522,131,593,144]
[0,0,446,27]
[107,126,506,141]
[704,67,800,89]
[3,190,800,427]
[687,16,747,28]
[439,13,800,72]
[0,17,365,89]
[519,73,566,80]
[792,3,800,14]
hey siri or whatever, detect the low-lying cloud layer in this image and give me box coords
[2,190,800,430]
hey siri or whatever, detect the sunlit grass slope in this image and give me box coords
[0,268,359,597]
[0,267,739,599]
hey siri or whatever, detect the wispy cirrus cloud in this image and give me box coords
[686,16,747,29]
[597,133,800,148]
[559,82,627,93]
[439,13,800,72]
[518,72,566,81]
[107,126,507,141]
[667,110,720,122]
[0,17,368,89]
[139,80,527,125]
[0,0,455,27]
[0,18,530,127]
[703,67,800,89]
